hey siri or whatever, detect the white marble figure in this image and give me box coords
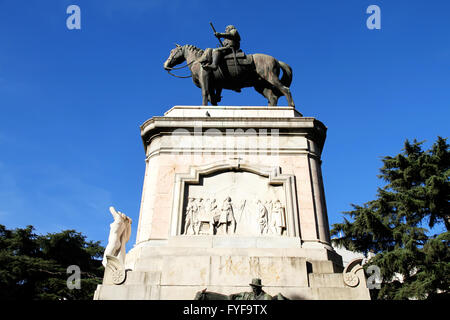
[194,198,205,235]
[205,198,218,235]
[271,200,286,235]
[184,197,198,235]
[102,206,132,267]
[257,200,268,235]
[218,196,236,235]
[264,200,273,232]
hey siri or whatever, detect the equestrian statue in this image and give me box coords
[163,23,295,107]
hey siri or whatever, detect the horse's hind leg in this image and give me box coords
[253,54,295,107]
[210,87,222,106]
[265,73,295,107]
[254,85,278,106]
[264,88,278,106]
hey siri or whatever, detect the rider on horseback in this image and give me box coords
[201,25,241,71]
[163,24,295,107]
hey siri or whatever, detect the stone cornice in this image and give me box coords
[140,115,327,152]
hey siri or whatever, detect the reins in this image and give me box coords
[165,60,194,78]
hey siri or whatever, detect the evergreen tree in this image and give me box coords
[0,225,104,300]
[331,137,449,300]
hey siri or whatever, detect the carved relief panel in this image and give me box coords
[181,170,287,236]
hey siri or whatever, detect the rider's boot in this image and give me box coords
[203,51,220,71]
[198,48,211,66]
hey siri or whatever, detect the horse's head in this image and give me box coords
[163,44,185,70]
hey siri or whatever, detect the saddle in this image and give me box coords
[198,48,253,70]
[223,50,253,66]
[198,48,254,85]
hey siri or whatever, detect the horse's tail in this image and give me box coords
[278,60,293,88]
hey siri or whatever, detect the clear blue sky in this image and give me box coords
[0,0,449,247]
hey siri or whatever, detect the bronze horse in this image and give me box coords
[163,44,295,107]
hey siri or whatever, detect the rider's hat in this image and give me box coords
[249,278,263,287]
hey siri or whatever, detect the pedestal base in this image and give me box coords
[94,106,370,300]
[94,237,370,300]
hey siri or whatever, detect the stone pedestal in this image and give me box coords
[94,106,370,300]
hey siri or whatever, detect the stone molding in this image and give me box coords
[140,107,327,157]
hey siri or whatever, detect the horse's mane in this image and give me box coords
[184,44,204,57]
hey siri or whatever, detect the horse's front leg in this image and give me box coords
[201,87,208,106]
[199,70,210,106]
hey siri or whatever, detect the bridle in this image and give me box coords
[165,61,194,78]
[165,48,194,78]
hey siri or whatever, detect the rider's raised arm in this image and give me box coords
[217,29,239,40]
